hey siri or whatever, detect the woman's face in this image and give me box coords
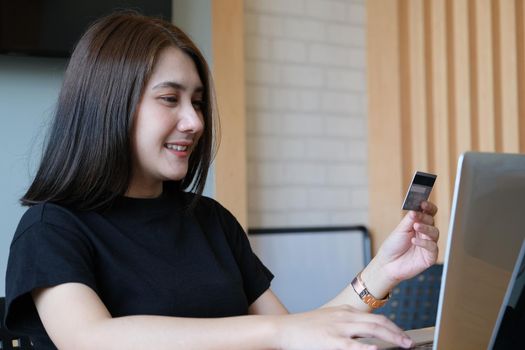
[127,46,205,198]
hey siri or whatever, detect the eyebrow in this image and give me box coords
[152,81,204,93]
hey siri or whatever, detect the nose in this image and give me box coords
[177,103,204,134]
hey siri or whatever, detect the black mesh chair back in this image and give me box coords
[0,297,33,349]
[374,264,444,330]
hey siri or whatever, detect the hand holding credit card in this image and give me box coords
[402,171,437,211]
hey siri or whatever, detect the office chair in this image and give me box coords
[374,264,443,330]
[0,297,33,349]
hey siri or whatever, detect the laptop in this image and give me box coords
[359,152,525,349]
[488,239,525,349]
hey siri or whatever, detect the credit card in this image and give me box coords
[402,171,437,211]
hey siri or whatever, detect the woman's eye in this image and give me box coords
[192,100,204,111]
[160,96,178,104]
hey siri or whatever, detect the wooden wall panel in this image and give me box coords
[430,0,452,240]
[367,0,405,250]
[211,0,247,228]
[452,0,472,155]
[367,0,525,259]
[498,0,519,152]
[408,0,429,173]
[517,0,525,153]
[476,0,497,152]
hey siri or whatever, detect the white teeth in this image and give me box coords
[165,144,188,151]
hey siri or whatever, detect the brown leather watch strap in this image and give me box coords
[351,272,390,309]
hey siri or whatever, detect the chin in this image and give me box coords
[165,175,186,182]
[164,170,188,182]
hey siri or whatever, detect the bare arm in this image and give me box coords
[33,283,279,350]
[248,289,289,315]
[322,255,398,312]
[324,201,440,311]
[33,283,412,350]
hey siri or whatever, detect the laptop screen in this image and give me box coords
[490,240,525,349]
[434,152,525,349]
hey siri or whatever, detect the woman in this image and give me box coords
[4,11,439,350]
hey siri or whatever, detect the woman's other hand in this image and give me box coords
[373,200,439,284]
[275,305,414,350]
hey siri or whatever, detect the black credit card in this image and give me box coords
[402,171,437,211]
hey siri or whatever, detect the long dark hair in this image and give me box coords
[21,11,219,211]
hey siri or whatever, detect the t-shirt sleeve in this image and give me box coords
[212,201,274,305]
[4,207,97,333]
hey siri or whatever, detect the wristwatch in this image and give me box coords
[351,272,390,309]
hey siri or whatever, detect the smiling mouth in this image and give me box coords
[164,144,189,152]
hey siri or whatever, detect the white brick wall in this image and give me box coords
[245,0,368,228]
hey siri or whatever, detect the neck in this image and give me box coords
[125,178,163,199]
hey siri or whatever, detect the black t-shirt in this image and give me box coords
[4,192,273,349]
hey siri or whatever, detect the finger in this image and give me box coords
[411,236,439,253]
[346,322,413,349]
[414,211,435,226]
[395,211,418,232]
[413,223,439,241]
[345,339,378,350]
[421,200,438,216]
[348,313,404,336]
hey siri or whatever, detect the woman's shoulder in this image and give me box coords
[182,193,241,230]
[13,202,82,242]
[182,192,228,215]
